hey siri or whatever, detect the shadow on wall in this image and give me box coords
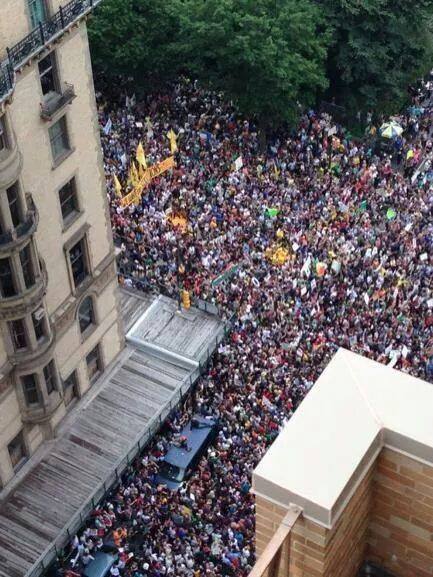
[358,562,397,577]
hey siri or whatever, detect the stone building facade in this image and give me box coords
[0,0,123,488]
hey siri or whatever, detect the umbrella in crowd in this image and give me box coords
[380,120,403,138]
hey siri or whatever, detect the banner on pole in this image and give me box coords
[119,156,175,207]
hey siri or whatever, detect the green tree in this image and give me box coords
[180,0,330,129]
[322,0,433,115]
[88,0,330,129]
[88,0,184,89]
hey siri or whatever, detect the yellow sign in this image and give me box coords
[169,214,188,232]
[119,156,175,207]
[265,245,290,265]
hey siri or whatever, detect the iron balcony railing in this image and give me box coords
[0,0,103,105]
[40,82,76,120]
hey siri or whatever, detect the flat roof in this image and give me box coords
[253,348,433,527]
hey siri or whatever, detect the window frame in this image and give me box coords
[38,51,60,97]
[19,244,36,290]
[43,360,57,395]
[0,256,17,298]
[6,182,23,229]
[63,370,79,406]
[28,0,47,29]
[49,116,70,163]
[32,310,46,342]
[78,295,95,336]
[68,237,90,289]
[58,177,79,223]
[9,318,28,351]
[8,430,27,471]
[0,115,8,151]
[86,344,102,382]
[22,373,40,406]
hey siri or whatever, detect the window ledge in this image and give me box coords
[51,146,75,170]
[72,274,93,298]
[62,209,83,233]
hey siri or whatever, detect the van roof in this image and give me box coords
[83,552,116,577]
[164,415,217,469]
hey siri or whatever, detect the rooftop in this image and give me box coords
[253,348,433,527]
[0,290,225,577]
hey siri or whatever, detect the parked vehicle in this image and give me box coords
[83,552,117,577]
[156,415,218,490]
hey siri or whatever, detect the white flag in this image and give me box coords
[103,118,112,135]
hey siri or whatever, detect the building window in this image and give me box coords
[6,182,22,228]
[49,116,70,162]
[63,371,78,406]
[0,116,8,151]
[8,431,27,470]
[22,374,39,406]
[32,309,46,342]
[9,319,28,350]
[20,245,35,289]
[43,361,57,395]
[28,0,47,29]
[38,52,59,97]
[69,238,89,288]
[59,178,79,221]
[78,296,95,335]
[0,257,16,297]
[86,345,102,381]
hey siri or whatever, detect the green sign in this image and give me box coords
[211,264,240,287]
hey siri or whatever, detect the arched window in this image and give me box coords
[78,296,94,335]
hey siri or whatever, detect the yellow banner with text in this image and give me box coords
[119,156,175,207]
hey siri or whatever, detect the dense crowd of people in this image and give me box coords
[61,73,433,577]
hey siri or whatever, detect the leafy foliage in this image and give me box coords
[322,0,433,114]
[179,0,330,126]
[88,0,433,123]
[89,0,329,125]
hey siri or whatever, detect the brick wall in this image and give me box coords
[255,465,373,577]
[254,448,433,577]
[367,448,433,577]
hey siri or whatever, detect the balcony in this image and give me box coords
[0,194,39,253]
[0,0,103,106]
[40,83,76,121]
[0,259,47,321]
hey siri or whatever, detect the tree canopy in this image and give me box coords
[322,0,433,114]
[179,0,330,127]
[88,0,433,124]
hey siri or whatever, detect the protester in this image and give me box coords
[64,73,433,577]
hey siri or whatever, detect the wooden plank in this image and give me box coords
[0,294,223,577]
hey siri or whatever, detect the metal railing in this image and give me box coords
[27,304,234,577]
[40,82,76,120]
[0,0,103,105]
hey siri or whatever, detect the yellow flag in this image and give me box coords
[128,161,140,187]
[136,141,147,169]
[167,129,178,154]
[113,174,122,197]
[273,162,280,180]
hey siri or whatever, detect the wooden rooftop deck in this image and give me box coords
[0,292,225,577]
[127,294,225,364]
